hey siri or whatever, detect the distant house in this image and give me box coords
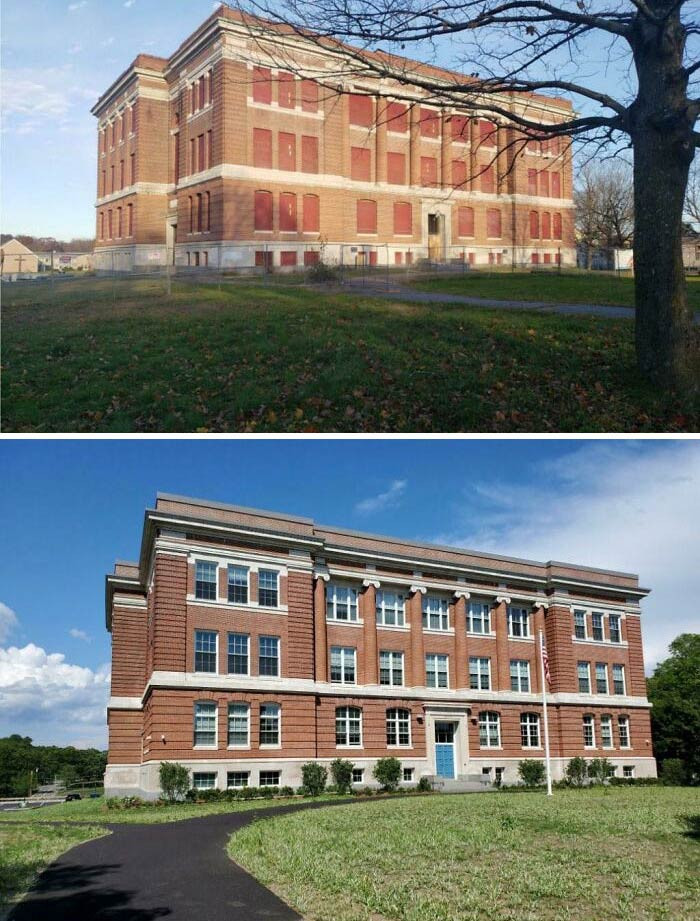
[681,225,700,270]
[0,238,39,275]
[36,251,95,272]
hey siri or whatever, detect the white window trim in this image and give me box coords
[612,665,627,696]
[258,567,281,609]
[375,589,407,628]
[227,632,250,678]
[335,705,364,748]
[577,661,592,694]
[259,702,282,748]
[326,581,361,623]
[258,635,281,678]
[330,646,357,685]
[571,606,627,646]
[194,559,219,602]
[510,659,531,693]
[573,608,588,640]
[425,653,450,689]
[227,702,251,749]
[507,606,531,639]
[379,650,405,687]
[618,715,631,749]
[194,629,218,675]
[478,712,502,749]
[227,563,251,606]
[600,715,614,750]
[193,700,218,750]
[226,771,250,789]
[467,600,492,635]
[469,656,491,691]
[386,707,412,748]
[258,770,282,787]
[520,713,542,749]
[583,714,596,749]
[422,595,451,632]
[595,662,609,695]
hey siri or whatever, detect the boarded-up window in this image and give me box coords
[127,204,133,236]
[420,108,440,137]
[452,160,467,189]
[253,128,272,168]
[108,209,113,238]
[280,251,297,266]
[530,211,539,239]
[351,147,371,181]
[252,66,272,104]
[99,211,104,240]
[481,165,495,194]
[458,206,474,237]
[199,75,206,109]
[279,132,296,171]
[304,250,320,265]
[421,156,438,187]
[543,253,551,264]
[539,170,550,197]
[551,172,561,197]
[302,194,320,232]
[386,101,408,133]
[394,251,403,265]
[349,94,373,127]
[553,212,562,239]
[207,130,213,169]
[387,151,405,185]
[208,68,214,105]
[541,212,551,239]
[198,134,205,172]
[528,168,538,196]
[480,120,497,147]
[190,84,196,115]
[255,250,273,270]
[279,192,297,231]
[393,201,412,234]
[406,250,413,265]
[301,135,318,173]
[450,115,469,141]
[188,197,193,233]
[301,79,318,112]
[119,159,124,189]
[357,199,377,233]
[173,135,180,180]
[117,207,122,237]
[278,72,295,108]
[531,252,540,264]
[196,193,203,232]
[190,138,195,173]
[369,251,378,266]
[254,190,273,230]
[486,208,502,237]
[205,191,211,232]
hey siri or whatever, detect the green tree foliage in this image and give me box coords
[159,762,190,802]
[647,633,700,783]
[0,735,107,796]
[565,757,588,787]
[301,762,328,796]
[518,760,546,787]
[587,758,615,784]
[660,758,687,786]
[330,758,354,794]
[373,757,401,791]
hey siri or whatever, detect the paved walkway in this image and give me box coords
[8,800,351,921]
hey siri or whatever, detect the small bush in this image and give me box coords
[239,786,259,800]
[330,758,354,794]
[609,776,660,786]
[660,758,688,786]
[417,776,433,793]
[197,788,223,802]
[159,762,190,803]
[279,786,295,797]
[260,786,275,798]
[373,757,402,792]
[565,756,588,787]
[295,785,307,796]
[587,758,615,784]
[518,760,546,787]
[301,762,328,796]
[105,796,146,810]
[360,786,375,796]
[306,259,337,282]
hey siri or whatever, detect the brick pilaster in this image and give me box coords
[362,580,380,684]
[409,104,421,186]
[375,99,387,185]
[494,596,510,691]
[409,588,426,686]
[314,575,328,681]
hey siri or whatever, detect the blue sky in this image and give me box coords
[0,438,698,749]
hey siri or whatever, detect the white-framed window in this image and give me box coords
[379,650,404,686]
[193,700,217,747]
[227,632,249,675]
[195,560,217,600]
[258,568,279,607]
[227,564,249,604]
[194,630,217,673]
[386,707,411,746]
[336,705,363,746]
[351,768,364,784]
[508,606,530,638]
[469,656,491,690]
[259,635,280,677]
[600,715,613,749]
[192,772,217,790]
[326,583,359,621]
[425,653,449,688]
[227,702,250,747]
[577,661,591,693]
[573,609,587,640]
[592,612,604,641]
[422,595,449,631]
[227,771,249,789]
[259,770,280,787]
[583,714,595,748]
[330,646,357,684]
[467,600,491,634]
[510,659,531,693]
[260,702,280,745]
[595,662,609,694]
[612,664,626,695]
[376,589,406,626]
[623,765,634,778]
[403,767,414,782]
[618,715,631,748]
[520,712,540,748]
[609,614,622,644]
[478,711,501,748]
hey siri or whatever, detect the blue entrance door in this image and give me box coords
[435,722,455,779]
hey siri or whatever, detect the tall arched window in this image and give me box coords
[520,712,540,748]
[386,708,411,746]
[335,706,362,746]
[478,711,501,748]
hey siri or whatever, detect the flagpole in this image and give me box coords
[540,629,553,796]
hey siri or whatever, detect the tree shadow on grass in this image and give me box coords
[680,814,700,840]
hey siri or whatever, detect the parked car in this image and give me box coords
[65,793,82,802]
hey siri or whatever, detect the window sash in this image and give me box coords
[609,615,621,643]
[600,717,613,748]
[574,610,586,640]
[583,716,595,747]
[379,650,404,686]
[595,663,608,694]
[227,633,249,675]
[469,657,490,690]
[259,636,280,677]
[260,704,280,745]
[592,613,604,641]
[336,706,362,746]
[478,712,500,747]
[258,569,279,607]
[577,662,591,693]
[195,561,217,600]
[227,565,248,604]
[259,771,280,787]
[618,716,630,747]
[612,665,625,695]
[194,702,216,746]
[510,659,530,692]
[386,708,411,746]
[227,703,249,746]
[422,596,449,631]
[192,772,217,790]
[508,607,530,637]
[330,646,356,684]
[520,714,540,747]
[227,771,249,789]
[326,584,359,621]
[468,601,491,634]
[194,630,217,673]
[425,654,448,688]
[376,590,405,626]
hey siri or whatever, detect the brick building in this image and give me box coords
[91,6,575,272]
[105,493,655,797]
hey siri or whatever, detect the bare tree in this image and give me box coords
[685,155,700,228]
[575,162,634,265]
[239,0,699,389]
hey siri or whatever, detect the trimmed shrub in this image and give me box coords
[301,762,328,796]
[260,786,275,798]
[373,757,402,792]
[106,796,147,810]
[518,760,546,787]
[417,776,433,793]
[565,756,588,787]
[279,786,295,797]
[330,758,354,794]
[660,758,687,786]
[587,758,615,784]
[159,762,190,803]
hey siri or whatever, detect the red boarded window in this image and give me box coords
[255,250,273,269]
[351,147,371,181]
[539,170,550,197]
[531,252,540,264]
[530,211,539,239]
[393,201,412,234]
[99,211,104,240]
[349,94,373,127]
[421,156,438,187]
[420,108,440,137]
[279,132,296,171]
[543,253,551,264]
[253,129,272,168]
[120,159,124,189]
[127,204,133,236]
[302,194,320,232]
[553,212,562,239]
[458,206,474,237]
[406,250,413,265]
[387,151,406,185]
[117,207,122,237]
[199,134,206,172]
[301,136,318,173]
[301,79,318,112]
[199,75,206,109]
[551,172,561,197]
[252,66,272,104]
[541,212,551,239]
[280,251,297,266]
[108,209,113,238]
[304,250,320,266]
[254,190,273,230]
[394,251,403,265]
[369,251,378,266]
[357,199,377,233]
[451,115,469,141]
[278,72,295,109]
[486,208,502,237]
[528,169,538,196]
[452,160,467,189]
[208,68,214,105]
[279,192,297,231]
[481,165,495,194]
[480,120,497,147]
[386,101,408,133]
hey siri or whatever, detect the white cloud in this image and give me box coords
[101,36,115,47]
[430,442,700,674]
[124,0,135,7]
[0,603,18,644]
[69,628,91,642]
[68,0,87,10]
[355,479,407,515]
[67,43,83,55]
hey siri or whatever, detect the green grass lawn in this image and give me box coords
[229,787,700,921]
[410,269,700,310]
[2,277,698,432]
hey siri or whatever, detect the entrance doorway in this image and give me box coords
[427,213,445,262]
[166,221,177,265]
[434,722,456,778]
